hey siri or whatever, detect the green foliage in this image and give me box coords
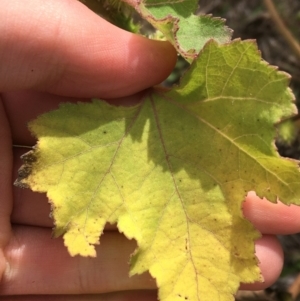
[123,0,232,61]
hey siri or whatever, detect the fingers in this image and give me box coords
[0,290,158,301]
[0,227,282,296]
[243,191,300,235]
[1,226,156,295]
[0,99,13,280]
[0,0,177,98]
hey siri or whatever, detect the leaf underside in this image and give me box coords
[16,40,300,301]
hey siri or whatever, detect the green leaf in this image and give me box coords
[16,40,300,301]
[79,0,232,60]
[123,0,232,60]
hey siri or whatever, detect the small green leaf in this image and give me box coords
[16,40,300,301]
[123,0,232,60]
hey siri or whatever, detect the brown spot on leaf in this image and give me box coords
[14,150,37,188]
[21,150,37,164]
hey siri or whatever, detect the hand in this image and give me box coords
[1,1,300,300]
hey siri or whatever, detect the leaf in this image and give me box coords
[16,40,300,301]
[122,0,232,61]
[79,0,141,33]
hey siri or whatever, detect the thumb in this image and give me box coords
[0,0,177,98]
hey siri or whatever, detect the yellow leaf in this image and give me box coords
[16,40,300,301]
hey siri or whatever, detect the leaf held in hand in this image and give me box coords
[16,40,300,301]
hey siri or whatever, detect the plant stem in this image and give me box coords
[13,145,33,149]
[263,0,300,61]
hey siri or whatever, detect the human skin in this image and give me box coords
[1,0,300,300]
